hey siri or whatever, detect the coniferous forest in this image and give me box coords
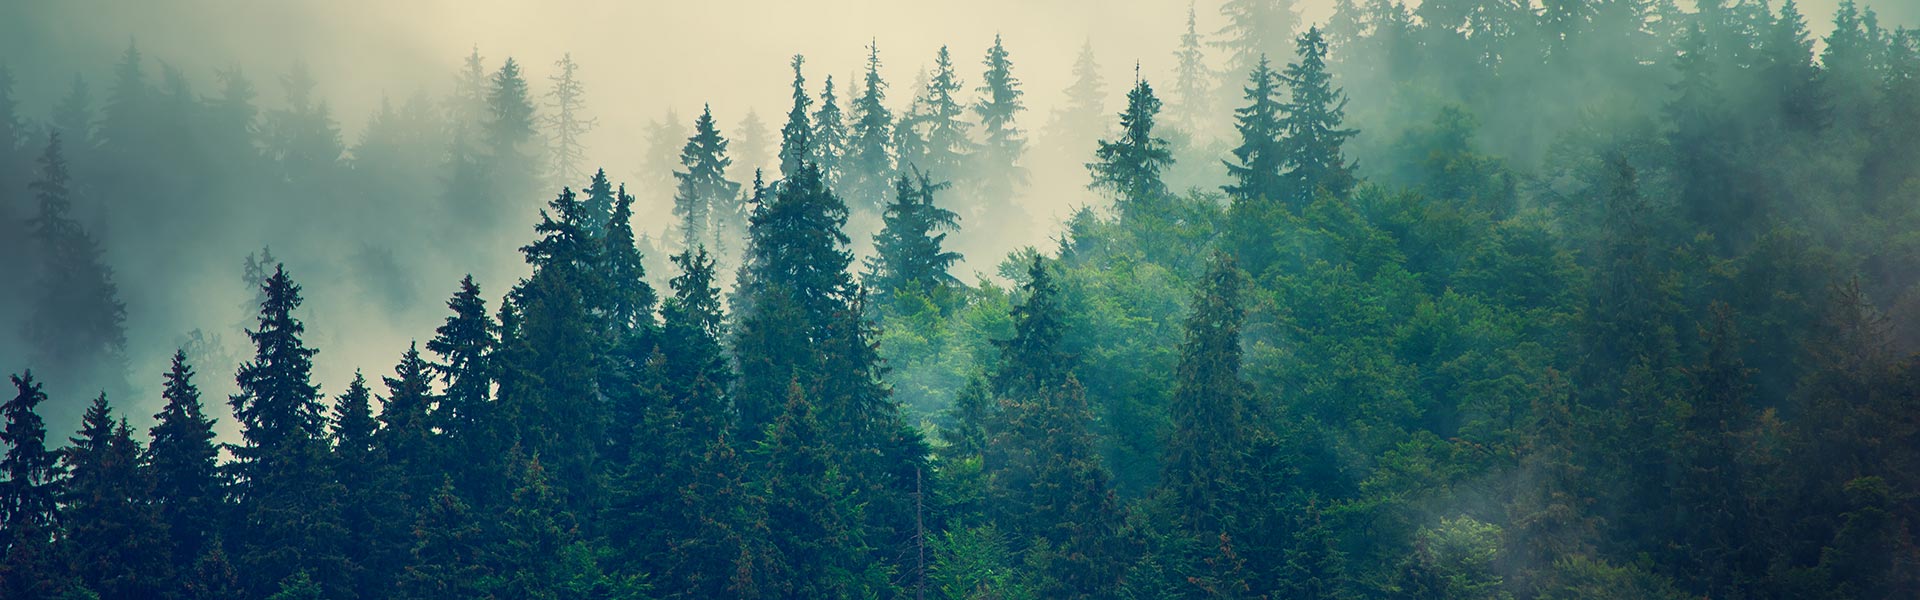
[5,0,1920,598]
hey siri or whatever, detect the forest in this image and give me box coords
[3,0,1920,598]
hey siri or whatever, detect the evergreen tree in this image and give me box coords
[1217,0,1301,82]
[985,257,1129,598]
[1,372,61,530]
[753,382,886,599]
[867,168,963,298]
[63,395,172,600]
[973,34,1028,208]
[920,46,972,181]
[580,167,618,239]
[228,265,349,598]
[329,371,399,594]
[486,57,541,206]
[148,351,224,566]
[395,478,489,600]
[602,184,659,340]
[845,41,896,213]
[1278,27,1358,207]
[673,106,741,253]
[1760,0,1823,132]
[544,53,595,185]
[1171,2,1215,137]
[264,62,344,185]
[811,75,848,188]
[779,55,813,180]
[1046,42,1108,152]
[1088,75,1174,216]
[425,275,494,491]
[1223,55,1286,207]
[24,132,129,403]
[734,109,775,180]
[51,75,96,150]
[378,345,439,503]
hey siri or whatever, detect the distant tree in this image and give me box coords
[1760,0,1824,132]
[543,53,595,184]
[1216,0,1300,84]
[673,106,741,253]
[844,41,896,213]
[51,75,96,150]
[920,46,973,181]
[973,35,1028,213]
[811,75,849,188]
[24,132,129,409]
[1171,3,1216,137]
[264,62,344,185]
[779,55,813,180]
[1046,42,1108,151]
[486,57,541,204]
[579,168,618,238]
[734,109,775,181]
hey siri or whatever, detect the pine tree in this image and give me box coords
[985,257,1129,598]
[1666,23,1744,250]
[396,478,489,600]
[1171,2,1215,136]
[148,351,224,565]
[867,168,963,298]
[973,35,1028,208]
[1669,303,1760,596]
[1217,0,1301,82]
[264,62,344,185]
[98,41,152,153]
[1761,0,1824,131]
[845,41,896,213]
[1088,75,1174,216]
[229,265,349,598]
[544,53,595,185]
[0,65,23,188]
[330,371,400,594]
[425,275,494,491]
[602,184,659,340]
[379,345,439,503]
[51,75,96,150]
[1223,55,1286,207]
[779,55,813,180]
[1,372,61,530]
[920,46,972,181]
[1046,42,1108,152]
[1278,27,1358,207]
[1162,255,1259,535]
[486,57,541,205]
[753,382,887,598]
[63,396,173,600]
[811,75,849,188]
[734,109,775,180]
[673,106,741,253]
[579,167,618,239]
[24,132,129,403]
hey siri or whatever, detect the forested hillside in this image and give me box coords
[4,0,1920,598]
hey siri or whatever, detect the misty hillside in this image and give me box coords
[3,0,1920,598]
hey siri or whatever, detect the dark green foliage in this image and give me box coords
[1089,77,1174,217]
[148,351,224,566]
[867,168,963,301]
[845,42,895,213]
[918,46,972,180]
[673,106,741,253]
[24,133,128,403]
[973,35,1028,207]
[779,55,812,180]
[1223,55,1286,207]
[1278,27,1357,208]
[811,76,848,187]
[61,396,172,600]
[2,372,61,530]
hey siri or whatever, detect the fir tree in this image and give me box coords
[779,55,813,180]
[811,75,849,188]
[1,372,61,531]
[1761,0,1824,132]
[425,275,494,489]
[544,53,595,184]
[734,109,775,180]
[264,62,344,185]
[1171,2,1216,136]
[25,132,129,402]
[1223,55,1286,207]
[1278,27,1358,207]
[63,395,173,600]
[753,382,886,599]
[845,41,896,213]
[673,106,741,253]
[486,57,541,205]
[867,168,963,298]
[1217,0,1301,81]
[396,478,489,600]
[920,46,972,181]
[974,34,1028,208]
[51,75,96,150]
[148,351,224,565]
[1088,74,1174,216]
[1046,41,1108,152]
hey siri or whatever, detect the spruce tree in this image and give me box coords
[845,41,896,213]
[920,46,972,181]
[779,55,813,180]
[1278,27,1358,208]
[1761,0,1824,132]
[425,275,495,491]
[1,372,61,530]
[229,264,349,598]
[973,34,1028,207]
[25,132,129,403]
[753,383,886,598]
[395,478,489,600]
[64,395,173,600]
[1046,42,1108,152]
[486,57,541,206]
[379,345,439,503]
[1217,0,1301,82]
[1223,55,1286,207]
[580,168,618,238]
[148,350,224,565]
[51,75,95,150]
[867,168,963,298]
[1088,75,1174,216]
[1172,2,1215,136]
[264,62,344,185]
[673,106,741,253]
[330,371,400,594]
[811,75,849,188]
[543,53,595,184]
[734,109,775,180]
